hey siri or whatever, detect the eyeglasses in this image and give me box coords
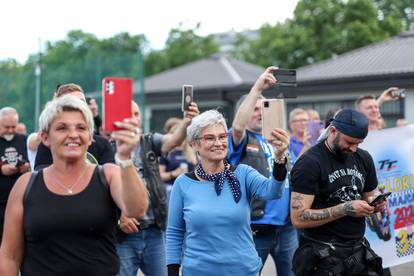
[291,119,308,123]
[195,132,229,145]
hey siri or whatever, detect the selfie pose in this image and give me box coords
[166,109,288,276]
[0,95,148,275]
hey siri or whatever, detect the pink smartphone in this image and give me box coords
[102,77,132,131]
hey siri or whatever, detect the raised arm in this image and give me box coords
[161,102,199,155]
[107,118,148,218]
[232,66,278,147]
[290,192,375,229]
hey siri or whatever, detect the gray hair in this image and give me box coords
[289,108,307,122]
[39,95,94,136]
[0,107,18,120]
[187,110,228,143]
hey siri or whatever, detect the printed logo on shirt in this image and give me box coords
[327,165,365,202]
[246,144,260,153]
[1,147,23,166]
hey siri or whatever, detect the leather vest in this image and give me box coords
[239,131,270,220]
[140,133,168,230]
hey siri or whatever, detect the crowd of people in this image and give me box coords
[0,67,408,275]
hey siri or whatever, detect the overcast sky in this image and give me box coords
[1,0,298,63]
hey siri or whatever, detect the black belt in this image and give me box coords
[251,224,277,236]
[139,221,158,230]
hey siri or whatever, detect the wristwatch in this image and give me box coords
[115,154,134,168]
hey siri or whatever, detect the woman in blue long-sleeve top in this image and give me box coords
[166,110,290,276]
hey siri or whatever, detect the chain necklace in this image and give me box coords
[49,164,89,194]
[325,140,334,154]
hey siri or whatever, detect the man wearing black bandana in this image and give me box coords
[290,109,386,276]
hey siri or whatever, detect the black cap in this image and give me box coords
[331,109,368,139]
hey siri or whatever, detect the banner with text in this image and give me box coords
[361,124,414,268]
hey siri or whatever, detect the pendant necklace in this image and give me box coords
[51,164,89,194]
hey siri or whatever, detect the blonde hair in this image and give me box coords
[39,95,94,136]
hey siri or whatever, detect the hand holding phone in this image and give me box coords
[102,77,133,132]
[182,85,193,112]
[369,192,392,206]
[272,69,297,99]
[261,99,286,141]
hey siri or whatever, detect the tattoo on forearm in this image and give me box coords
[330,205,343,217]
[302,209,330,221]
[291,194,304,210]
[344,202,355,216]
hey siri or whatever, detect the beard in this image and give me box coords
[3,134,15,141]
[331,136,350,161]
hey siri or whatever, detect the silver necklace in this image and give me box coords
[50,165,89,194]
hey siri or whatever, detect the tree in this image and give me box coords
[232,0,406,68]
[374,0,414,30]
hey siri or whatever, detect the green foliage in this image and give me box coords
[145,26,219,75]
[0,26,219,132]
[0,0,411,132]
[232,0,406,68]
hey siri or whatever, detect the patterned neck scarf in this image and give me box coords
[196,160,241,203]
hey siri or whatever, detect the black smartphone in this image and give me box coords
[369,192,392,206]
[273,69,296,84]
[272,69,297,98]
[182,85,193,112]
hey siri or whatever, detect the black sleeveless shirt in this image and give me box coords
[21,166,119,276]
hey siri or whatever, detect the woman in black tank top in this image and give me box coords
[0,95,148,275]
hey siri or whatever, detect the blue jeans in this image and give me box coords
[253,222,298,276]
[116,227,166,276]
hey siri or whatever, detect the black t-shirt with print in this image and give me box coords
[0,134,28,218]
[291,142,377,242]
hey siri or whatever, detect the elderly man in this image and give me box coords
[290,109,385,276]
[0,107,30,242]
[288,108,311,158]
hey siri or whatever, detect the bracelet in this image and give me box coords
[274,151,288,164]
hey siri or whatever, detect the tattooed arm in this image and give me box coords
[290,192,375,229]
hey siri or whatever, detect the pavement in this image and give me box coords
[261,258,414,275]
[137,259,414,275]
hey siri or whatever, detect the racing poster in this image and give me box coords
[361,124,414,268]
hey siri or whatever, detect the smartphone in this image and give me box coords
[307,121,324,146]
[273,69,297,98]
[182,85,193,112]
[102,77,133,131]
[261,99,286,141]
[391,89,406,99]
[369,192,392,206]
[273,69,296,84]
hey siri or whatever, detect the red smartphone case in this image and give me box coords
[102,77,133,131]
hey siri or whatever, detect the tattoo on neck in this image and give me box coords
[344,202,355,216]
[302,209,330,221]
[291,194,304,210]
